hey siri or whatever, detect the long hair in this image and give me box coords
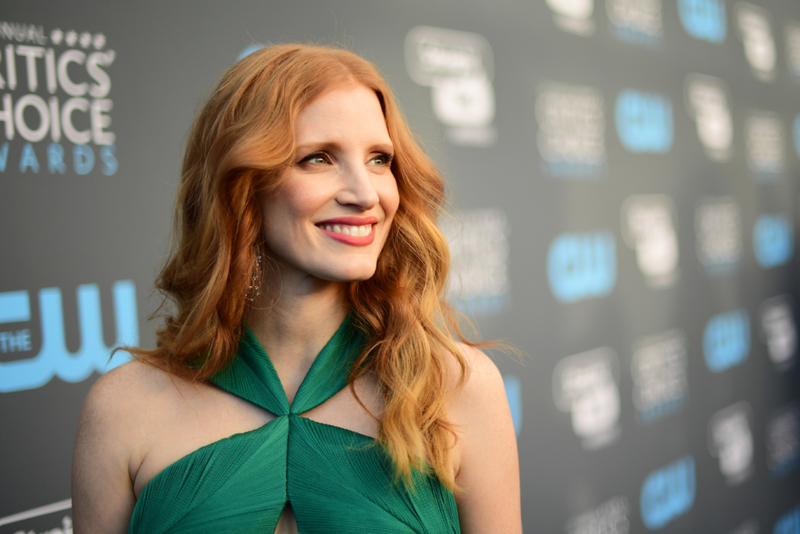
[132,43,471,491]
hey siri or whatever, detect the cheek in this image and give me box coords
[380,179,401,221]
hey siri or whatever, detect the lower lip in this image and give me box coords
[318,225,376,246]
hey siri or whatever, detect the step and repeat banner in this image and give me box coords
[2,0,800,532]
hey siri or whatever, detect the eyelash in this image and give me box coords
[298,152,394,166]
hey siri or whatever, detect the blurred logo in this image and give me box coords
[787,22,800,83]
[503,375,522,436]
[0,280,137,393]
[678,0,727,43]
[547,230,616,303]
[746,112,785,179]
[774,504,800,534]
[606,0,664,48]
[546,0,596,36]
[405,26,496,147]
[640,456,696,530]
[760,295,798,371]
[442,209,510,316]
[621,195,679,287]
[631,330,688,423]
[708,401,754,485]
[695,197,742,275]
[753,213,793,268]
[728,519,759,534]
[793,114,800,159]
[735,2,777,82]
[703,309,750,373]
[0,21,118,176]
[536,82,606,180]
[615,90,673,153]
[766,402,800,479]
[553,347,621,450]
[684,74,733,161]
[566,496,630,534]
[0,498,72,533]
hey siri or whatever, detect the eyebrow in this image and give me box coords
[295,141,395,154]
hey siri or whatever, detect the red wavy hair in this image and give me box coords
[132,43,472,491]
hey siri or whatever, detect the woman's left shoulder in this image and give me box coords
[448,343,510,432]
[445,343,506,412]
[445,343,522,533]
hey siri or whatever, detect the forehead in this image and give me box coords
[294,84,391,146]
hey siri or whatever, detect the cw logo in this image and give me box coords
[0,281,138,393]
[547,230,616,303]
[678,0,726,43]
[640,456,696,530]
[615,90,673,153]
[704,309,750,373]
[753,214,794,269]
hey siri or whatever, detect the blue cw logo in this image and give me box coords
[616,90,673,154]
[640,456,696,530]
[754,214,794,269]
[775,503,800,534]
[678,0,726,44]
[704,309,750,373]
[547,231,616,303]
[0,281,138,393]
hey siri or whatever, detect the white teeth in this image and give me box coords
[321,223,373,237]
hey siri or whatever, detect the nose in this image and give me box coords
[336,161,380,211]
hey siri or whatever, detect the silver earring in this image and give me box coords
[247,245,263,302]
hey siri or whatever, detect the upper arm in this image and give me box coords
[72,363,141,534]
[451,345,521,534]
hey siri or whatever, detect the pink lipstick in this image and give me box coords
[316,216,378,246]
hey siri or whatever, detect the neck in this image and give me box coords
[245,273,349,378]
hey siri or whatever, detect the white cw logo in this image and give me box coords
[708,401,755,486]
[735,2,777,82]
[684,74,734,161]
[553,347,621,450]
[759,295,797,371]
[546,0,596,36]
[621,195,679,287]
[405,26,496,147]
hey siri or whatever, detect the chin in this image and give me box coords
[324,263,377,283]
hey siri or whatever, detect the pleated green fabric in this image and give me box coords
[129,316,460,533]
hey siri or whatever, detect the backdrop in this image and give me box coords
[2,0,800,532]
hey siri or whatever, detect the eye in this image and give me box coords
[368,153,394,166]
[299,152,331,165]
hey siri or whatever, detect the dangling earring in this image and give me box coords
[247,245,263,302]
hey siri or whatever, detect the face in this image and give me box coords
[259,84,400,288]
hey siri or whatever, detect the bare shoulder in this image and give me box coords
[72,358,192,533]
[80,358,191,435]
[444,343,506,408]
[444,343,522,534]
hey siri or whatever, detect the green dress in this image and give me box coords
[129,316,461,533]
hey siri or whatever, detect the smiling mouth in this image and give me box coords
[315,218,378,246]
[319,223,373,237]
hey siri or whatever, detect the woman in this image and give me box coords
[72,43,520,533]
